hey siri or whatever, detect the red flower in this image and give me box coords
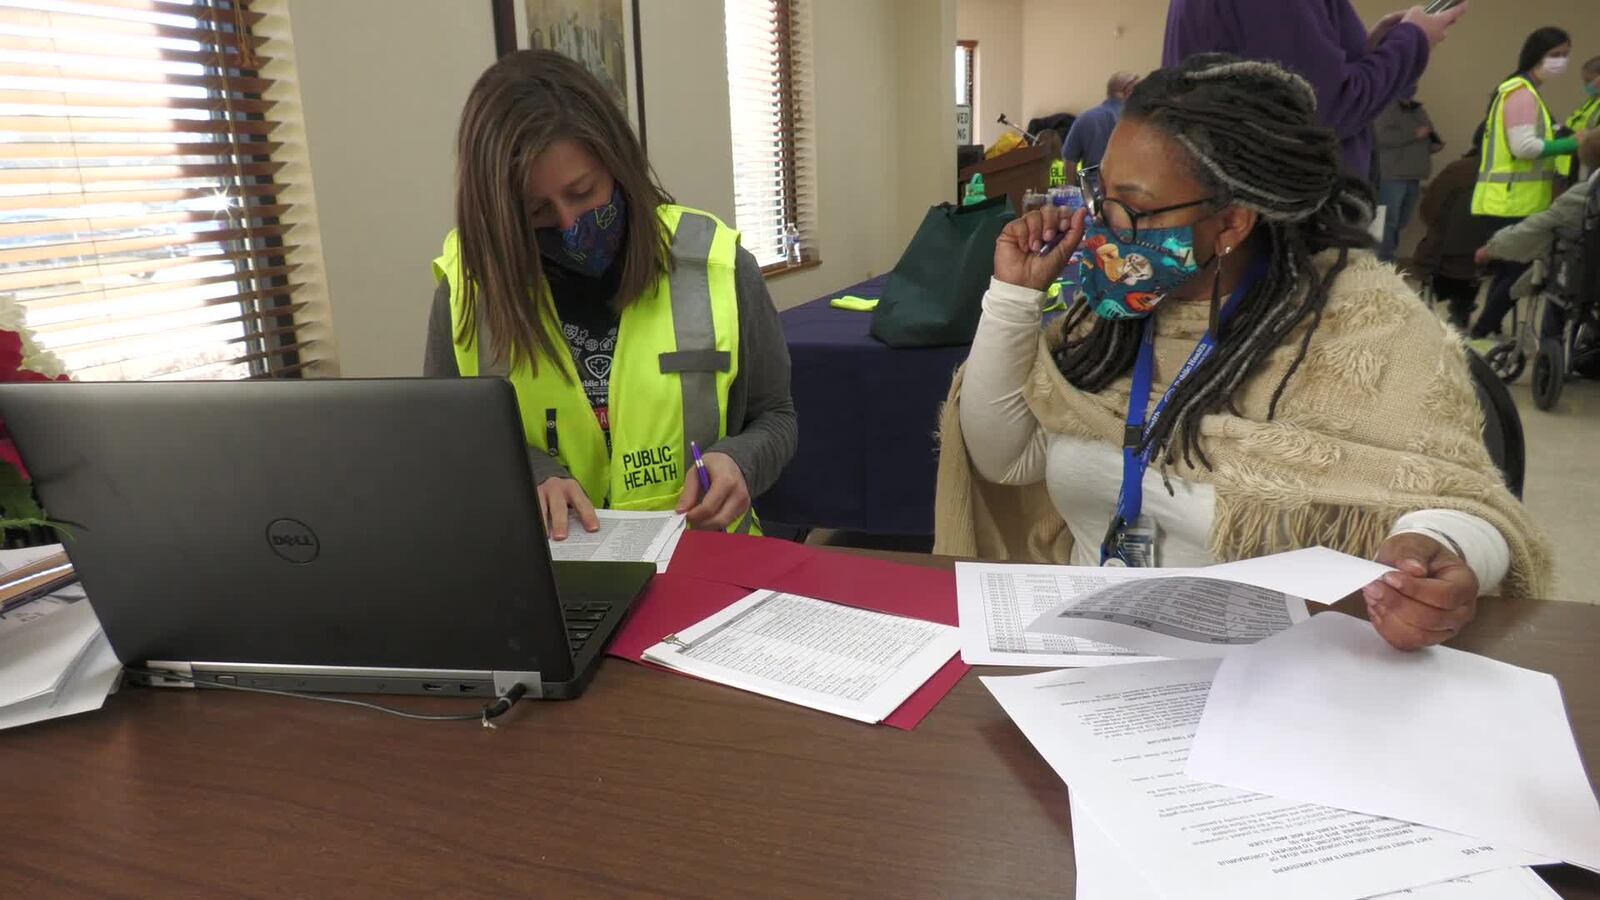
[0,330,71,483]
[0,330,24,381]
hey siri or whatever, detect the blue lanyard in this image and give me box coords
[1102,258,1265,563]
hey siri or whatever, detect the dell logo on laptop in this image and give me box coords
[266,518,320,564]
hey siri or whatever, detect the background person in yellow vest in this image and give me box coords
[1570,56,1600,175]
[423,51,797,540]
[1467,27,1579,346]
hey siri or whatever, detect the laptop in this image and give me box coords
[0,377,654,701]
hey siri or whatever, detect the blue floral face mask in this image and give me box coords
[536,185,627,278]
[1076,220,1205,320]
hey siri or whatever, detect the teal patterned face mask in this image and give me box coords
[1075,219,1203,320]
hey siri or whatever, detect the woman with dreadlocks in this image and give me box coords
[935,55,1549,651]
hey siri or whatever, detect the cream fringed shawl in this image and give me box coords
[933,250,1552,599]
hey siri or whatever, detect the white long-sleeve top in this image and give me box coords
[1504,87,1548,161]
[960,278,1511,591]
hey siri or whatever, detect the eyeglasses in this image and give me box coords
[1078,166,1220,244]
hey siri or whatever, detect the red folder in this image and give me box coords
[606,532,969,730]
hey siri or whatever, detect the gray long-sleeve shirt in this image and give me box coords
[1375,100,1438,182]
[424,246,798,500]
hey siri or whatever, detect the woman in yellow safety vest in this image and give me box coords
[424,51,797,540]
[1467,27,1578,345]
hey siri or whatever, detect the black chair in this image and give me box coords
[1468,350,1526,498]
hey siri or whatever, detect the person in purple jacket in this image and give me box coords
[1164,1,1469,179]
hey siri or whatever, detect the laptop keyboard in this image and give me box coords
[562,601,614,654]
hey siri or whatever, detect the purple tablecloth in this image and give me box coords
[756,277,970,535]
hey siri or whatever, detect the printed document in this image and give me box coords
[1188,612,1600,872]
[982,661,1546,900]
[643,590,959,724]
[548,510,686,572]
[1010,548,1388,660]
[1071,795,1558,900]
[1025,574,1309,658]
[954,562,1164,666]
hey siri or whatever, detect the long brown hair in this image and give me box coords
[453,50,673,375]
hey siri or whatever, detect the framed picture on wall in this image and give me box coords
[491,0,647,149]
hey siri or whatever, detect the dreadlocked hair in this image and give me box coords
[1052,53,1376,473]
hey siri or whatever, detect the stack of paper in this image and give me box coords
[610,530,971,730]
[642,589,960,724]
[957,547,1393,666]
[1188,612,1600,873]
[983,661,1554,899]
[0,582,122,731]
[547,510,686,572]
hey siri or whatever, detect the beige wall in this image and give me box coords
[282,0,492,378]
[1020,0,1163,120]
[957,0,1024,146]
[637,0,736,225]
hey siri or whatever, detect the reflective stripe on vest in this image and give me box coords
[435,205,759,535]
[1474,77,1561,218]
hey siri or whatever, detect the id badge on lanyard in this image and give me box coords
[1100,259,1261,568]
[1103,515,1159,568]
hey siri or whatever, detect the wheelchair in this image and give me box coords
[1485,172,1600,410]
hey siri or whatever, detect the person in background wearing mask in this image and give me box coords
[1568,56,1600,172]
[1163,0,1467,180]
[1062,72,1140,173]
[937,56,1547,651]
[1468,27,1579,347]
[424,51,797,539]
[1374,91,1443,261]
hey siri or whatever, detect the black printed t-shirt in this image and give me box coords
[548,265,621,437]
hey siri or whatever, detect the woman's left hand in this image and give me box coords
[676,451,751,531]
[1364,533,1479,650]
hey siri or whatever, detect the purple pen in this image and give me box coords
[690,440,712,494]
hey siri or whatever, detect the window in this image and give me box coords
[725,0,815,273]
[0,0,309,380]
[955,40,975,109]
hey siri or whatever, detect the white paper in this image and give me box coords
[0,627,123,731]
[1188,612,1600,871]
[642,590,959,724]
[0,590,101,706]
[548,510,686,572]
[1026,574,1309,658]
[1073,794,1557,900]
[982,661,1546,900]
[1199,547,1395,605]
[955,562,1166,667]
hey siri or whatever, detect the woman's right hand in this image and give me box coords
[539,477,598,540]
[994,206,1087,293]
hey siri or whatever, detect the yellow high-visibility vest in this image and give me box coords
[1568,95,1600,133]
[1473,76,1567,218]
[434,204,757,534]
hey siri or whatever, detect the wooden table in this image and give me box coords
[2,556,1598,898]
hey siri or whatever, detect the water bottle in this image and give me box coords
[784,224,802,265]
